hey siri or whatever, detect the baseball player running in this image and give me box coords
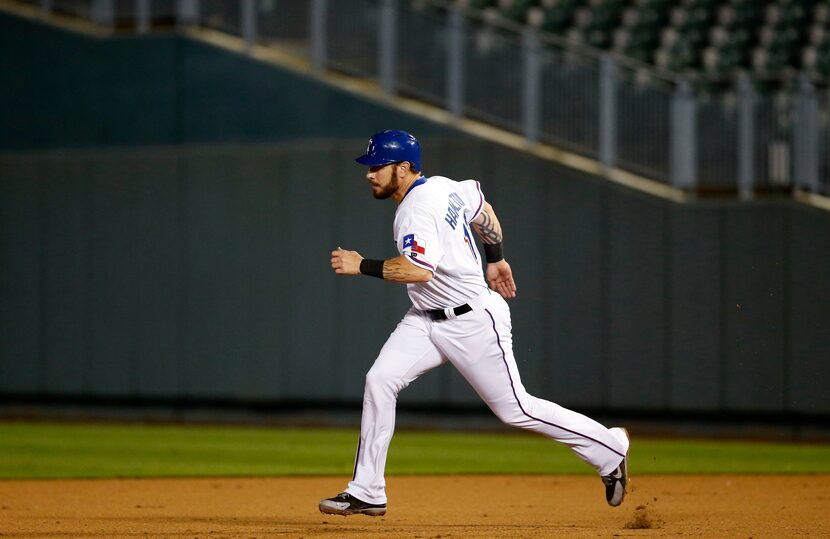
[320,130,630,517]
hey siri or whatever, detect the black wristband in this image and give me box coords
[359,258,385,279]
[484,242,504,263]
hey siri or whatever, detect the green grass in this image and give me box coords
[0,421,828,479]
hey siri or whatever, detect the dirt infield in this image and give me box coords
[1,475,827,538]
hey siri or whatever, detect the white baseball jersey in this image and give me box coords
[393,175,488,310]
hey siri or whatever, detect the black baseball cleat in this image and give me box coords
[602,427,630,507]
[319,492,387,516]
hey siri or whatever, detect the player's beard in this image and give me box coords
[372,172,400,199]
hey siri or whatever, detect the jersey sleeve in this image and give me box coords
[457,179,486,223]
[396,203,444,274]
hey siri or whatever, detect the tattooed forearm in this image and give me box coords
[383,258,410,281]
[383,256,433,283]
[472,205,503,244]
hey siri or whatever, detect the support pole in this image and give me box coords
[522,27,541,143]
[599,54,618,169]
[446,6,465,117]
[670,78,698,190]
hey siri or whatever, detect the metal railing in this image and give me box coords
[821,91,830,194]
[16,0,830,197]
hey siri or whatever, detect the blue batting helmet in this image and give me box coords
[355,130,421,171]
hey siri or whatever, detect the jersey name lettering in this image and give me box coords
[444,192,466,230]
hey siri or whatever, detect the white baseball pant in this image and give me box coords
[345,290,629,504]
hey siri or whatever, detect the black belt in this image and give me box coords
[425,303,472,321]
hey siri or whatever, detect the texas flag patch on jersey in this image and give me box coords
[403,233,426,255]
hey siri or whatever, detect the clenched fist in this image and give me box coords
[331,247,363,275]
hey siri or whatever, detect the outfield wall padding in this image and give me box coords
[2,142,829,417]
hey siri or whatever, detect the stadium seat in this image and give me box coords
[752,40,798,75]
[598,0,628,9]
[539,0,582,7]
[496,0,538,22]
[564,1,623,47]
[622,4,667,29]
[779,0,819,10]
[765,2,808,28]
[614,15,661,62]
[803,39,830,74]
[801,45,819,73]
[759,25,799,49]
[654,30,701,70]
[816,42,830,75]
[527,6,573,33]
[612,5,665,59]
[634,0,673,11]
[565,26,587,43]
[813,4,830,28]
[459,0,830,83]
[573,3,620,33]
[702,41,746,76]
[669,5,713,47]
[683,0,720,10]
[710,25,751,50]
[718,2,764,32]
[614,23,659,50]
[809,27,828,48]
[728,0,767,9]
[586,28,613,48]
[460,0,500,9]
